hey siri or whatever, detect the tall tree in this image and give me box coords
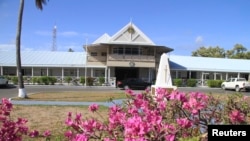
[192,46,225,58]
[16,0,25,97]
[16,0,47,98]
[226,44,247,59]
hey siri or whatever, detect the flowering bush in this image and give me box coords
[64,88,250,141]
[1,88,249,141]
[0,98,51,140]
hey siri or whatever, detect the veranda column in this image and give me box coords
[201,72,204,86]
[62,68,64,82]
[176,70,178,79]
[47,67,49,76]
[31,67,34,77]
[105,67,107,84]
[77,68,79,79]
[237,73,240,78]
[91,68,93,77]
[108,67,110,84]
[226,73,228,80]
[0,66,3,75]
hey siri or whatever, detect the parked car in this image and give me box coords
[117,78,152,90]
[221,77,250,92]
[0,76,8,87]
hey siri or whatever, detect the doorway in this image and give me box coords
[115,67,138,82]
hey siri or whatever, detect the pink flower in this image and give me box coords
[104,138,117,141]
[229,109,245,124]
[74,134,88,141]
[64,130,73,138]
[176,118,192,128]
[29,130,39,137]
[43,130,51,137]
[88,104,99,112]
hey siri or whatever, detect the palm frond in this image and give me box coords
[35,0,47,10]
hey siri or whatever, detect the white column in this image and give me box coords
[47,67,49,76]
[201,72,204,86]
[62,68,64,81]
[108,67,110,83]
[91,68,93,77]
[226,73,228,80]
[105,67,108,83]
[32,67,34,77]
[77,68,79,79]
[214,72,216,80]
[237,73,240,78]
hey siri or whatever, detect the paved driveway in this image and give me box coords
[0,84,250,100]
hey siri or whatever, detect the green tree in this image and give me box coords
[16,0,47,98]
[192,46,225,58]
[68,48,74,52]
[226,44,248,59]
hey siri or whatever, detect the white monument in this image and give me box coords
[151,53,177,94]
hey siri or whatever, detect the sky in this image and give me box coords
[0,0,250,56]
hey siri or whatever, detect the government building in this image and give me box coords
[1,22,250,87]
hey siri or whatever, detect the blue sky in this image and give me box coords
[1,0,250,55]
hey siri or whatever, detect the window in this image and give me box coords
[132,48,139,55]
[125,48,131,55]
[91,52,97,56]
[101,52,107,56]
[113,47,123,54]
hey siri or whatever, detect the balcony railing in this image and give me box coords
[108,54,155,62]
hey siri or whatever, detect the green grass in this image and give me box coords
[12,91,127,102]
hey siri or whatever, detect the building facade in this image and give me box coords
[1,22,250,87]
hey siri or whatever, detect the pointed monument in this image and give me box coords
[151,53,177,94]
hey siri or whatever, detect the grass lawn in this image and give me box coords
[12,91,127,102]
[10,90,128,140]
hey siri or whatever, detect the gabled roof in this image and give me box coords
[108,22,155,45]
[92,33,111,44]
[169,55,250,73]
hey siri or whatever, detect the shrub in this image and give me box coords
[173,79,182,87]
[64,88,250,140]
[80,76,86,85]
[64,76,72,85]
[99,77,105,85]
[87,77,95,86]
[11,76,18,85]
[186,79,197,87]
[40,76,49,85]
[0,98,51,140]
[31,77,38,84]
[48,76,57,85]
[207,80,224,88]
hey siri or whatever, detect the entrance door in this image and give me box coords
[115,67,138,81]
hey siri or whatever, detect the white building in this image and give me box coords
[1,22,250,86]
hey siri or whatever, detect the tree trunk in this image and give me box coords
[16,0,27,98]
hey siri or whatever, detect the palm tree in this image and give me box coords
[16,0,47,98]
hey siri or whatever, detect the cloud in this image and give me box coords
[195,36,203,44]
[35,30,80,37]
[60,31,79,37]
[35,30,51,36]
[0,44,15,51]
[0,44,40,52]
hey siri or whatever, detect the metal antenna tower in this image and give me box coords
[52,25,57,51]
